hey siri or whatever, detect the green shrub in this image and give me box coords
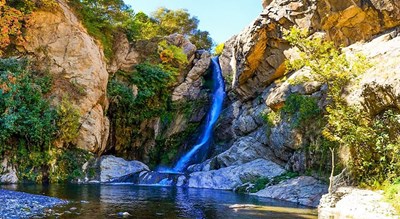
[0,58,87,182]
[384,178,400,214]
[49,148,92,183]
[107,63,176,155]
[281,94,320,128]
[56,96,80,145]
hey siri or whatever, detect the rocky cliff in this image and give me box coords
[179,0,400,208]
[23,0,110,153]
[1,0,400,213]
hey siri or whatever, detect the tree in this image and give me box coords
[152,7,198,36]
[150,7,214,51]
[284,27,371,192]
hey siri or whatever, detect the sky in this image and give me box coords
[124,0,263,44]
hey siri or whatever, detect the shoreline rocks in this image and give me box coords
[318,187,399,219]
[0,189,67,219]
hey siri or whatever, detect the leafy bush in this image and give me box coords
[56,96,80,145]
[49,148,92,183]
[281,94,321,128]
[152,7,213,50]
[158,40,188,76]
[107,63,175,155]
[0,58,87,182]
[0,58,56,152]
[0,58,57,181]
[0,1,24,56]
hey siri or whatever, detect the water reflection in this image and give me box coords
[2,184,317,219]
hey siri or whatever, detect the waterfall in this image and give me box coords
[172,57,226,172]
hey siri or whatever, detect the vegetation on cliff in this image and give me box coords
[283,28,400,205]
[0,0,57,56]
[0,58,90,182]
[67,1,213,58]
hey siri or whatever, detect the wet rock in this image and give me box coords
[252,176,328,207]
[87,155,150,182]
[187,159,285,190]
[118,212,131,217]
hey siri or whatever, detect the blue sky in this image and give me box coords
[124,0,262,44]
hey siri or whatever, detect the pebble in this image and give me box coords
[118,212,131,217]
[70,207,78,211]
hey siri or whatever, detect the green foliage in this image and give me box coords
[56,96,80,145]
[125,12,160,41]
[261,109,281,128]
[214,43,225,56]
[270,172,300,185]
[189,30,213,51]
[281,94,321,128]
[0,58,57,154]
[150,122,199,168]
[0,58,86,182]
[107,63,175,154]
[152,7,197,36]
[236,172,299,194]
[49,148,92,183]
[236,177,270,194]
[158,40,188,75]
[284,27,400,186]
[124,8,214,50]
[261,94,320,129]
[384,178,400,214]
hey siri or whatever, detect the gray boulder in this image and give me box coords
[94,155,150,182]
[172,51,211,101]
[253,176,328,207]
[211,135,274,169]
[0,158,18,184]
[187,159,285,190]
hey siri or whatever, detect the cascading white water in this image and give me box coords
[172,57,226,172]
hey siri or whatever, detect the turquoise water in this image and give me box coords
[2,184,317,219]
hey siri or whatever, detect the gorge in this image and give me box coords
[1,0,400,218]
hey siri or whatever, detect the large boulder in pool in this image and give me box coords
[99,156,150,182]
[252,176,328,207]
[186,159,285,190]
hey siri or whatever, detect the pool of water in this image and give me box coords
[2,184,317,219]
